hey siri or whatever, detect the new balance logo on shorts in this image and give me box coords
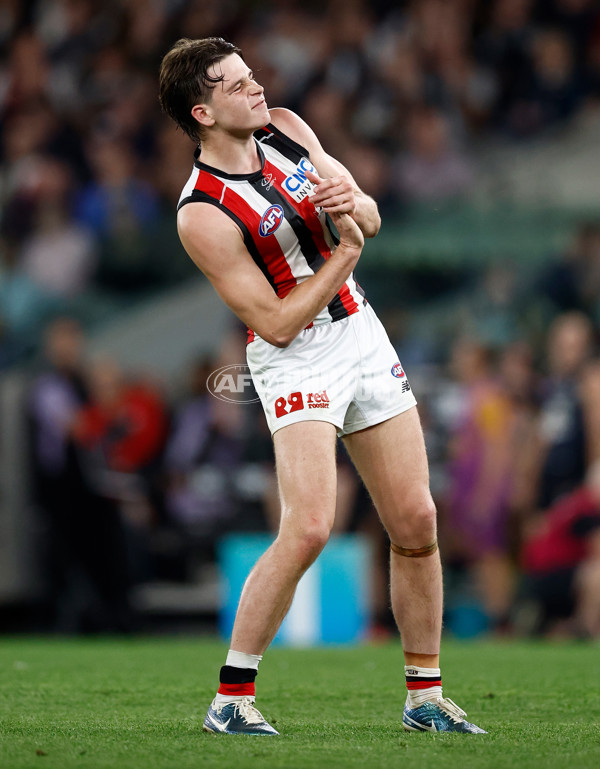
[274,390,329,418]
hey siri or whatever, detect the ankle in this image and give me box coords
[405,664,442,707]
[404,652,439,668]
[216,649,263,702]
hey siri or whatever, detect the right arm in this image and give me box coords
[177,203,364,348]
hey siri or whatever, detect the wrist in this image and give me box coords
[336,241,363,256]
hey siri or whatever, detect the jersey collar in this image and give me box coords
[194,139,266,182]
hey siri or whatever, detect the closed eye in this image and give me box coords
[230,71,255,94]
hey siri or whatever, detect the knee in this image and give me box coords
[387,492,437,545]
[279,517,332,572]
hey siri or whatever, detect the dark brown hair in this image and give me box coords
[159,37,242,142]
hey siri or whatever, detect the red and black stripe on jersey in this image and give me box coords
[177,122,366,339]
[252,154,359,323]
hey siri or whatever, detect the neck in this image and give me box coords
[199,130,262,175]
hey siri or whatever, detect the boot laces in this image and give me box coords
[436,698,467,723]
[234,698,266,725]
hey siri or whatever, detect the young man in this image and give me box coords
[159,37,486,736]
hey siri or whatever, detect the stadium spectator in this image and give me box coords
[458,262,523,348]
[73,355,168,482]
[27,317,93,631]
[506,28,583,137]
[528,312,596,511]
[29,317,88,497]
[72,356,169,589]
[392,105,475,203]
[498,340,542,524]
[443,338,517,629]
[537,222,600,320]
[536,0,599,64]
[475,0,535,126]
[0,215,56,367]
[163,356,245,531]
[74,137,161,291]
[19,157,97,297]
[521,458,600,637]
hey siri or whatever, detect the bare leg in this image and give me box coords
[574,556,600,637]
[343,408,442,666]
[473,552,515,625]
[230,421,338,654]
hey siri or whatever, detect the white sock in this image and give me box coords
[214,650,263,705]
[225,649,262,671]
[405,665,443,707]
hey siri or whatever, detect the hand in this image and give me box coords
[328,210,364,250]
[305,169,357,215]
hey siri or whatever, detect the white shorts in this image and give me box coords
[246,304,417,437]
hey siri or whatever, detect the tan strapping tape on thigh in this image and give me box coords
[390,540,438,558]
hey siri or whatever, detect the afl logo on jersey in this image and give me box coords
[259,204,284,237]
[391,362,405,378]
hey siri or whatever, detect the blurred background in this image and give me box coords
[2,0,600,642]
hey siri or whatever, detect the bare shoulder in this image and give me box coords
[268,107,320,152]
[178,201,239,240]
[177,202,243,272]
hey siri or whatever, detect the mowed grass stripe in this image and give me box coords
[0,638,598,769]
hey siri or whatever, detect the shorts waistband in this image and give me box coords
[304,298,368,330]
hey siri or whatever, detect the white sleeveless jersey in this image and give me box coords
[178,122,366,342]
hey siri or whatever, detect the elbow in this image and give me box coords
[259,324,295,348]
[257,305,299,347]
[267,331,294,348]
[364,214,381,238]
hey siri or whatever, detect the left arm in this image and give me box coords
[269,108,381,238]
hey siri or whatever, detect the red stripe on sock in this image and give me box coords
[406,680,442,690]
[218,682,256,697]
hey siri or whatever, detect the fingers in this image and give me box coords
[307,174,356,213]
[304,169,322,185]
[329,211,364,247]
[309,177,351,204]
[329,212,352,232]
[315,196,355,214]
[328,211,352,229]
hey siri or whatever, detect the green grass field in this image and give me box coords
[0,637,599,769]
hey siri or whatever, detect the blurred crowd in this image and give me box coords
[2,0,600,638]
[3,0,600,362]
[25,288,600,639]
[27,317,278,632]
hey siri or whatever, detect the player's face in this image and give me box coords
[204,54,270,134]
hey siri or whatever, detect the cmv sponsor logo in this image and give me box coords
[283,157,317,202]
[259,204,284,237]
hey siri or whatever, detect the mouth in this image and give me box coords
[253,98,267,110]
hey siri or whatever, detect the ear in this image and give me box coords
[191,103,215,129]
